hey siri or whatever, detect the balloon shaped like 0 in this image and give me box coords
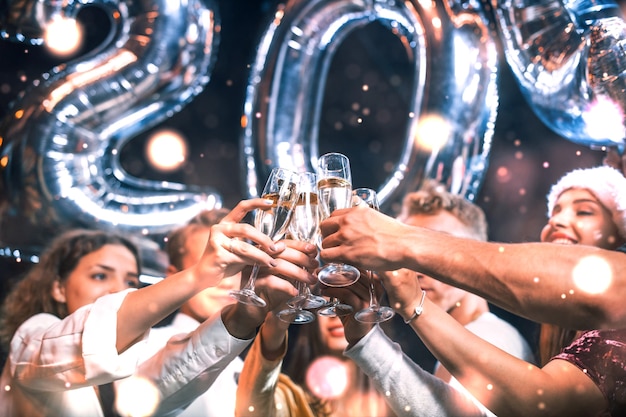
[494,0,626,148]
[241,0,499,208]
[0,0,222,252]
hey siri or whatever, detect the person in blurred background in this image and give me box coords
[387,182,534,412]
[0,198,317,417]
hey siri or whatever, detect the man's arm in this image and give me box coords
[320,207,626,329]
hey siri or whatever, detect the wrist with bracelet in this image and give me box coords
[403,290,426,324]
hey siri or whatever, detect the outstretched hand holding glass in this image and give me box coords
[230,167,299,307]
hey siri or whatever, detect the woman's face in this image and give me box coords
[52,244,140,314]
[540,188,624,249]
[317,314,348,355]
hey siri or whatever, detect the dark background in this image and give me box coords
[0,0,615,369]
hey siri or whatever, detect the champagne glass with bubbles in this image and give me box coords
[316,152,360,287]
[230,167,299,307]
[352,188,395,323]
[277,172,326,324]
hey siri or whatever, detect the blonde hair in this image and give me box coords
[399,180,488,241]
[165,209,230,271]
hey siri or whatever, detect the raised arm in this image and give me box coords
[329,278,488,417]
[374,270,607,417]
[319,206,626,329]
[144,238,318,417]
[116,198,283,351]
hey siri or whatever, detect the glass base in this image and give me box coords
[317,263,360,287]
[317,301,353,317]
[354,306,395,323]
[287,294,327,309]
[229,288,267,307]
[277,308,316,324]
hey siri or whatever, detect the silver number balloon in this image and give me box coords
[494,0,626,148]
[241,0,499,207]
[0,0,222,251]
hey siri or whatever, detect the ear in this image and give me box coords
[51,280,67,304]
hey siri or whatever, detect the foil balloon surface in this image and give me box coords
[0,0,222,255]
[494,0,626,148]
[241,0,499,209]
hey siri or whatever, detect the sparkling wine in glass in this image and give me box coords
[316,152,360,287]
[277,172,326,324]
[352,188,395,323]
[230,167,299,307]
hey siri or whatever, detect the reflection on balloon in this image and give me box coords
[494,0,626,148]
[0,0,223,258]
[241,0,499,209]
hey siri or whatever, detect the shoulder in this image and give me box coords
[466,312,535,361]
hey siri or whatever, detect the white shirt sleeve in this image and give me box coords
[138,313,252,417]
[344,325,488,417]
[9,289,146,391]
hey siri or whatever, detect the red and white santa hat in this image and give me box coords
[546,165,626,239]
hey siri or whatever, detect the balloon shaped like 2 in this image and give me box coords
[494,0,626,148]
[241,0,500,208]
[0,0,223,253]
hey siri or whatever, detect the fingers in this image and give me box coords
[220,198,274,224]
[275,240,318,268]
[254,274,300,310]
[281,239,318,257]
[259,257,317,285]
[214,222,283,256]
[321,280,370,307]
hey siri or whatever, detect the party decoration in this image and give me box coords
[494,0,626,148]
[0,0,223,255]
[241,0,499,209]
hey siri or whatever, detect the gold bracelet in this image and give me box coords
[404,290,426,324]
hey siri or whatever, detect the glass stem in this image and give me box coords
[367,270,379,309]
[242,263,260,292]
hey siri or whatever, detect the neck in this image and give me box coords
[448,293,489,326]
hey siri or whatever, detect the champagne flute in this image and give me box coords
[316,152,360,286]
[230,167,299,307]
[277,172,326,324]
[352,188,395,323]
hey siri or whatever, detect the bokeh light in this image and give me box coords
[306,356,349,400]
[582,97,625,144]
[115,376,160,417]
[414,114,451,152]
[44,16,83,56]
[572,255,613,294]
[145,129,188,172]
